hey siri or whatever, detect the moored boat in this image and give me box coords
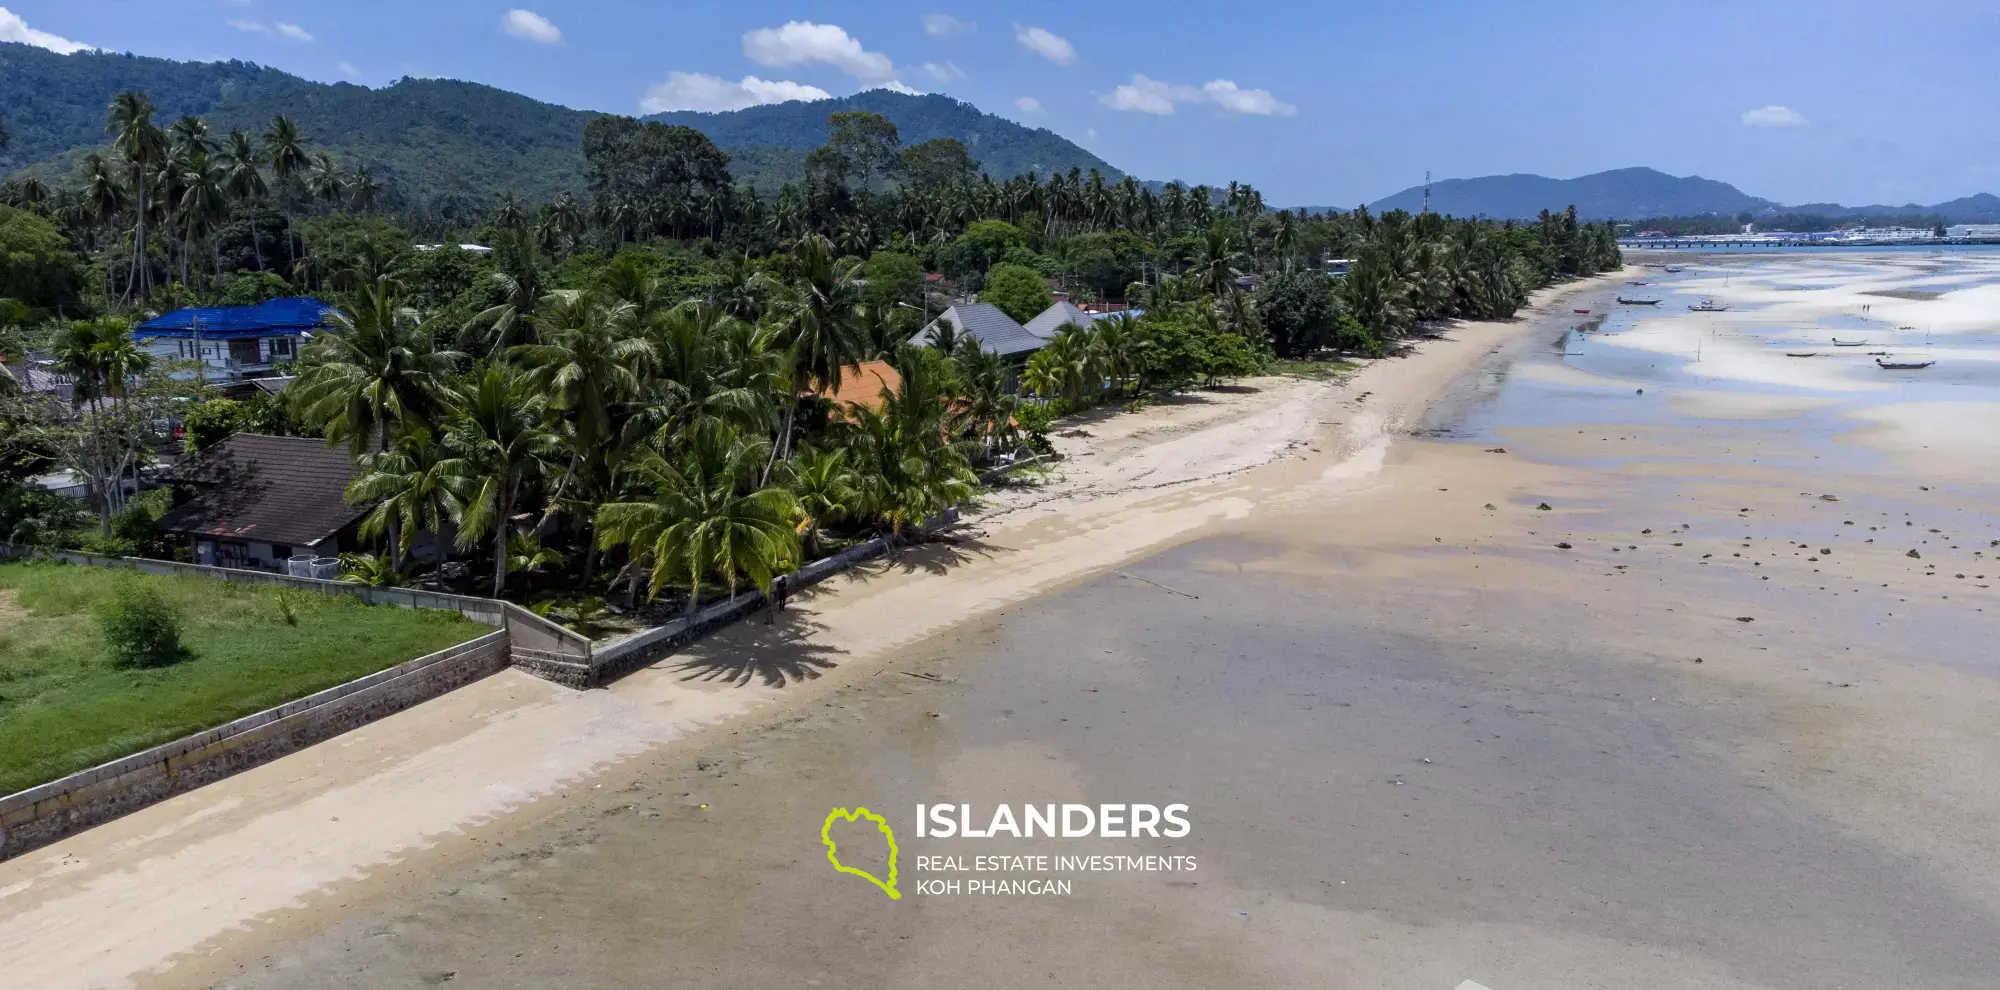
[1831,339,1869,346]
[1876,358,1936,370]
[1689,298,1730,312]
[1785,352,1818,358]
[1617,297,1661,305]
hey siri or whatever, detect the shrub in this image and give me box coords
[181,398,247,452]
[979,263,1053,324]
[1014,402,1056,456]
[99,583,191,669]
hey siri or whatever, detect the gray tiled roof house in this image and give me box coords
[923,303,1043,358]
[1023,301,1096,343]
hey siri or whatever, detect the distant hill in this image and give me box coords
[1356,166,2000,223]
[1366,167,1777,220]
[0,43,595,214]
[1,43,1120,215]
[1786,193,2000,223]
[648,91,1120,188]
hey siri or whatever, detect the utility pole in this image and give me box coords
[1422,171,1431,215]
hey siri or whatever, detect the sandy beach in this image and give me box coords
[10,251,2000,988]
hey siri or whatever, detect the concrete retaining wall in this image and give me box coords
[588,508,959,683]
[0,630,509,862]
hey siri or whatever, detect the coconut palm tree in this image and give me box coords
[261,114,309,258]
[347,427,464,570]
[595,421,799,613]
[462,229,546,354]
[443,362,562,596]
[848,345,976,540]
[106,91,167,302]
[788,444,858,555]
[767,234,865,459]
[218,130,270,269]
[173,150,230,286]
[306,153,345,210]
[294,276,460,455]
[1195,228,1243,299]
[349,165,381,211]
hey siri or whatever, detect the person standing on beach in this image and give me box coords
[766,573,790,623]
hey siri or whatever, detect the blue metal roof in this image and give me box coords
[134,297,336,341]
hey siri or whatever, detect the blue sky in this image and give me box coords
[7,1,1998,208]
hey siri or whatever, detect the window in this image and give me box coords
[269,337,295,359]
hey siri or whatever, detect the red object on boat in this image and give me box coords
[1573,308,1591,314]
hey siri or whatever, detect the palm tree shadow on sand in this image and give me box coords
[663,532,1000,687]
[668,610,846,688]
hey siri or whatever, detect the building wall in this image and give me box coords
[192,536,341,571]
[138,333,304,381]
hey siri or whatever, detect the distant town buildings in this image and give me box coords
[1618,226,1962,247]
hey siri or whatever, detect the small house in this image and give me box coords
[155,435,366,571]
[134,298,335,385]
[922,303,1044,359]
[1023,301,1097,345]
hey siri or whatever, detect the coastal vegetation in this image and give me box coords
[0,86,1620,626]
[0,560,476,793]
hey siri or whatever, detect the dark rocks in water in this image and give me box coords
[1908,550,1923,559]
[1537,502,1553,510]
[1736,616,1755,622]
[1555,542,1573,549]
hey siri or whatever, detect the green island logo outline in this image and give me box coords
[821,806,901,900]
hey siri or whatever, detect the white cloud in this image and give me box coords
[640,72,831,113]
[875,80,924,96]
[1200,79,1296,116]
[226,18,311,42]
[336,60,362,78]
[923,13,975,38]
[501,9,562,45]
[1014,25,1074,65]
[743,21,893,80]
[1099,75,1186,115]
[921,61,965,83]
[1741,105,1808,128]
[0,7,92,54]
[1015,96,1043,114]
[1099,75,1296,117]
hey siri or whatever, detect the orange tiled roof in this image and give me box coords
[820,360,901,412]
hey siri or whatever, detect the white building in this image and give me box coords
[1946,224,2000,239]
[132,298,333,384]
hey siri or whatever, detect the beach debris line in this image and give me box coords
[1114,570,1199,600]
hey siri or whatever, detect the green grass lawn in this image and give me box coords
[0,561,482,795]
[1272,357,1363,380]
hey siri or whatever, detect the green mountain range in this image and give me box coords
[0,42,1117,218]
[645,90,1119,187]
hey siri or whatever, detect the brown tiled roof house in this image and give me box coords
[155,434,368,570]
